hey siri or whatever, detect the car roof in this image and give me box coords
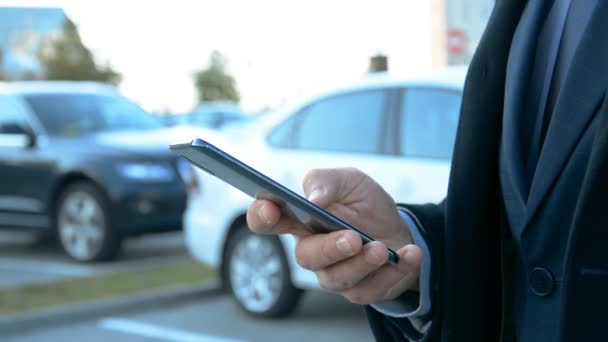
[337,65,468,93]
[278,65,468,113]
[0,81,118,96]
[245,65,470,134]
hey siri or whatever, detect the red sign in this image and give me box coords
[447,29,467,56]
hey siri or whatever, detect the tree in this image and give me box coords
[0,48,4,81]
[194,51,239,103]
[38,18,121,85]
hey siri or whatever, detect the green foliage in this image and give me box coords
[194,51,240,103]
[38,18,121,85]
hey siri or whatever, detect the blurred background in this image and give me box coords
[0,1,492,341]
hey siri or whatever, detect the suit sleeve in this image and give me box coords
[365,200,446,342]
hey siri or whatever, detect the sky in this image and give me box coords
[0,0,436,113]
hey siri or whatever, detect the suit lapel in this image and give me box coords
[523,1,608,230]
[501,0,551,233]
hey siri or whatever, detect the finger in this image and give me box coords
[246,200,305,235]
[341,244,423,304]
[247,200,279,230]
[303,168,365,208]
[295,230,363,271]
[315,241,389,292]
[398,244,423,274]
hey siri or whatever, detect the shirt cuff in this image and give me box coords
[369,207,432,318]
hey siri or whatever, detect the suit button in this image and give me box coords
[530,267,554,297]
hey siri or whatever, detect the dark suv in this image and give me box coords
[0,82,187,262]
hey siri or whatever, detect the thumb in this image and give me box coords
[303,168,366,208]
[306,185,332,208]
[303,168,345,208]
[396,244,423,274]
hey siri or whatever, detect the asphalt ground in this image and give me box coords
[9,290,374,342]
[1,230,376,342]
[0,231,188,289]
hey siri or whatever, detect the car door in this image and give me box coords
[0,95,51,229]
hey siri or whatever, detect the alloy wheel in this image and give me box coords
[58,190,105,261]
[229,233,284,313]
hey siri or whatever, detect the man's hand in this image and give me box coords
[246,168,423,304]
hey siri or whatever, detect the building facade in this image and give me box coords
[431,0,494,67]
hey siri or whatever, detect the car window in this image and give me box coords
[24,94,162,136]
[267,113,299,148]
[400,88,461,160]
[0,95,30,134]
[292,90,386,154]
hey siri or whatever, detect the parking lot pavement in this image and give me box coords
[0,231,188,289]
[10,291,374,342]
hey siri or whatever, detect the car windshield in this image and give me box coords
[24,93,163,137]
[188,111,246,126]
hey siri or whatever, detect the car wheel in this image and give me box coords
[225,225,303,318]
[56,182,122,262]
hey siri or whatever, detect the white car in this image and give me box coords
[183,66,467,317]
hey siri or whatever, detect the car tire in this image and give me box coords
[55,182,122,262]
[224,225,303,318]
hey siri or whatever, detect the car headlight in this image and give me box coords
[118,162,176,182]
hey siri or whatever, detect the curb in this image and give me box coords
[0,280,222,336]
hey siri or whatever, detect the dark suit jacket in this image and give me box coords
[366,1,608,341]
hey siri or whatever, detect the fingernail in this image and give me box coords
[336,237,354,255]
[308,188,324,203]
[365,245,385,265]
[260,203,272,224]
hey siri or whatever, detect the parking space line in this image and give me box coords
[98,318,245,342]
[0,257,95,277]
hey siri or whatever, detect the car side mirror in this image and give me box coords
[0,123,37,148]
[23,125,37,148]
